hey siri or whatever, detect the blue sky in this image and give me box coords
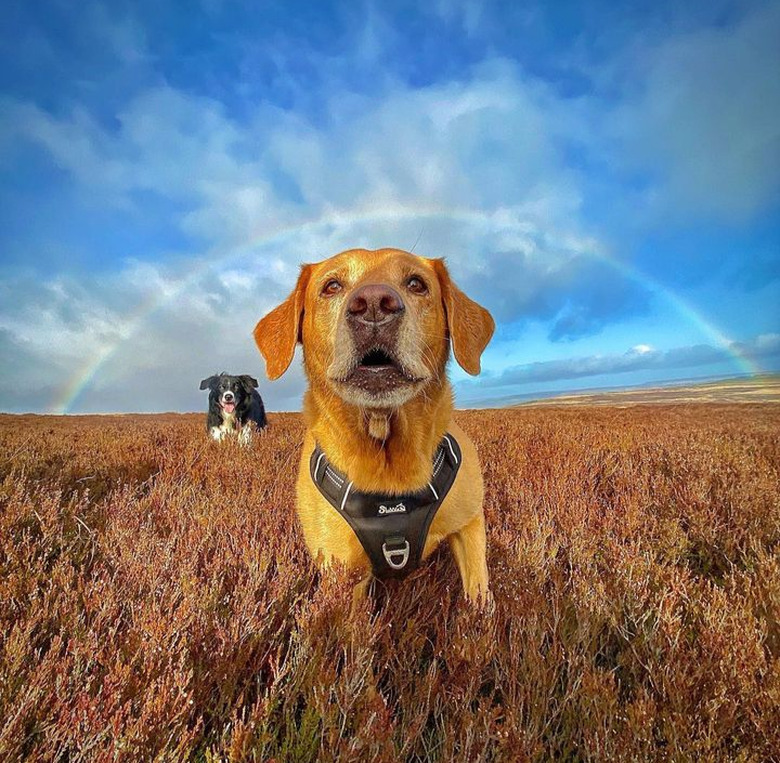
[0,0,778,412]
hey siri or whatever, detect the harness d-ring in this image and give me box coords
[382,537,410,570]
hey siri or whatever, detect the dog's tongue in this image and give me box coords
[223,402,236,414]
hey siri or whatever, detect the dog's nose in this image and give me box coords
[224,392,234,401]
[346,284,405,325]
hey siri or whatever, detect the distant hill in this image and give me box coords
[510,374,780,407]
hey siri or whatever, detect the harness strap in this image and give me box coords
[309,434,462,579]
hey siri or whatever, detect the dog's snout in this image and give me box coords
[346,284,405,325]
[223,391,234,401]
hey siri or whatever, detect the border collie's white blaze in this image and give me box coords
[200,373,268,445]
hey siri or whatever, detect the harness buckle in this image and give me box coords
[382,536,410,570]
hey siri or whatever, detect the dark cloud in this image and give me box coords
[548,261,651,341]
[481,334,780,387]
[734,251,780,292]
[462,251,651,341]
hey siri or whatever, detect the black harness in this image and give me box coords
[309,434,462,579]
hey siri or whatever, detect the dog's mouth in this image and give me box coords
[221,400,236,414]
[334,345,424,397]
[357,347,397,371]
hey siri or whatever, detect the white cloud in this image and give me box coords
[0,253,307,413]
[2,54,583,239]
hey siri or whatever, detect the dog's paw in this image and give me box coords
[466,586,495,614]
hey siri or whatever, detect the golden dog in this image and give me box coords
[254,248,494,603]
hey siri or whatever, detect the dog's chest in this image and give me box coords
[211,409,241,441]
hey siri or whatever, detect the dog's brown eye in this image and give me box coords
[322,279,343,296]
[407,276,428,295]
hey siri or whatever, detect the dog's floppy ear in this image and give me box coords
[239,375,259,391]
[433,259,495,375]
[199,375,217,390]
[254,265,312,380]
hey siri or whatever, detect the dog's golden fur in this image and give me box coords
[254,248,494,603]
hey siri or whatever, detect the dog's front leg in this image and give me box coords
[449,512,492,607]
[238,425,252,446]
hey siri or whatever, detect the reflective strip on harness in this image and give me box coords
[309,434,462,579]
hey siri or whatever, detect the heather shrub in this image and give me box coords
[1,406,778,761]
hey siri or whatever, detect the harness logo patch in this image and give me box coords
[378,502,407,515]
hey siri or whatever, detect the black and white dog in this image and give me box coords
[199,373,267,444]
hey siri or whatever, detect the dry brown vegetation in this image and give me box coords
[1,406,779,762]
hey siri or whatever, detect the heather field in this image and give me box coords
[1,406,779,762]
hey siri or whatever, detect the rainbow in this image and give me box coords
[51,205,763,413]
